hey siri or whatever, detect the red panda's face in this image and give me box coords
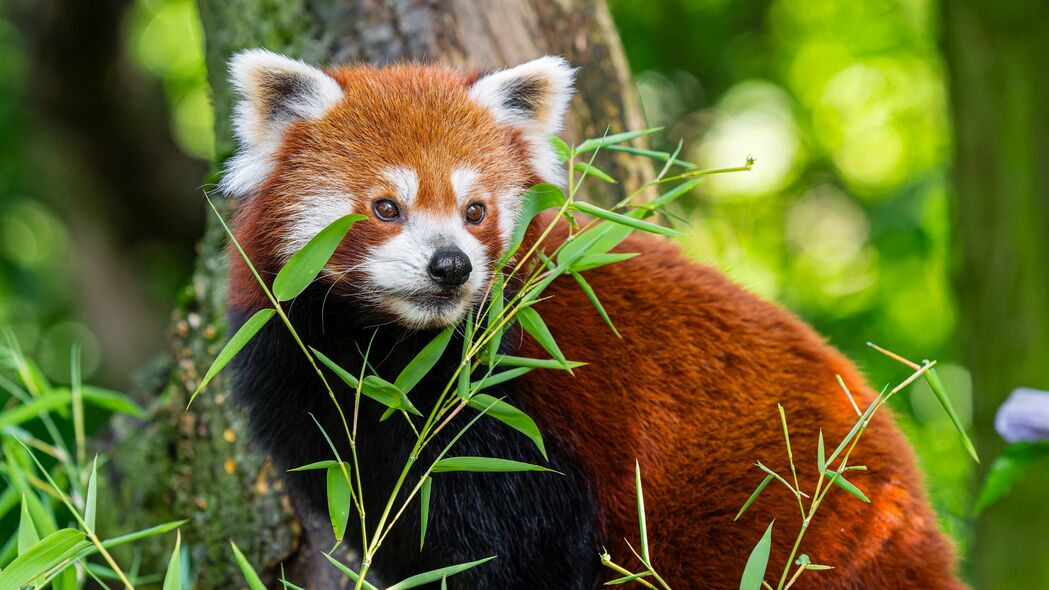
[222,51,575,328]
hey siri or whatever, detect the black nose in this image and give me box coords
[428,247,472,288]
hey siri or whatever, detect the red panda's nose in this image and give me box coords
[428,247,472,288]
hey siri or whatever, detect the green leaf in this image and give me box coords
[386,557,497,590]
[230,541,266,590]
[431,457,558,474]
[362,375,421,416]
[0,393,72,429]
[85,456,98,531]
[630,179,704,218]
[327,464,352,542]
[189,308,275,407]
[0,529,86,590]
[570,201,681,237]
[605,144,696,169]
[635,460,650,564]
[575,128,663,153]
[924,368,980,463]
[420,477,432,551]
[734,474,774,522]
[162,530,182,590]
[571,271,619,337]
[311,348,361,391]
[605,571,654,585]
[17,497,39,555]
[471,367,534,391]
[486,274,505,366]
[322,553,380,590]
[489,355,584,371]
[550,136,571,162]
[569,252,639,272]
[824,469,871,503]
[739,521,774,590]
[272,213,367,301]
[467,394,547,459]
[573,162,616,183]
[288,460,341,472]
[974,441,1049,514]
[505,184,566,260]
[396,328,454,393]
[817,430,826,470]
[515,307,570,372]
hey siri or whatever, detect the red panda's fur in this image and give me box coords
[223,54,964,589]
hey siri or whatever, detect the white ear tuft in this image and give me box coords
[220,49,343,196]
[469,56,577,185]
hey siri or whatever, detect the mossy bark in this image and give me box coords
[943,0,1049,587]
[109,1,648,587]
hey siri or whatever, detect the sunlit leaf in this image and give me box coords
[824,469,871,503]
[550,136,571,162]
[570,201,680,237]
[396,328,454,393]
[630,179,704,219]
[386,557,497,590]
[327,464,351,542]
[489,355,584,371]
[505,184,566,261]
[817,430,826,470]
[573,162,616,183]
[85,456,98,531]
[605,144,696,169]
[739,521,774,590]
[569,252,639,273]
[272,214,367,302]
[635,460,650,564]
[162,530,182,590]
[17,497,39,555]
[431,456,558,474]
[467,394,547,459]
[0,529,86,590]
[189,308,275,407]
[230,541,266,590]
[575,128,663,154]
[925,368,979,463]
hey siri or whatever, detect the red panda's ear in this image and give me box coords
[469,56,577,185]
[221,49,343,197]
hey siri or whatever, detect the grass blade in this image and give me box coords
[271,213,367,301]
[230,540,266,590]
[189,308,275,407]
[17,496,40,555]
[85,455,99,531]
[162,530,181,590]
[0,529,86,590]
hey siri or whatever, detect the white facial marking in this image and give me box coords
[450,167,481,204]
[360,211,490,328]
[382,167,419,204]
[282,193,355,257]
[496,188,524,243]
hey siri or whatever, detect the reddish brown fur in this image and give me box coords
[228,62,964,588]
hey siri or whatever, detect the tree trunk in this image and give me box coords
[110,2,650,587]
[942,1,1049,588]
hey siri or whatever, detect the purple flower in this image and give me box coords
[995,388,1049,443]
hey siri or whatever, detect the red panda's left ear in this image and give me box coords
[469,56,577,185]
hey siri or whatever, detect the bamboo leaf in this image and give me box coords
[571,271,620,337]
[467,394,547,459]
[817,430,826,470]
[516,307,570,372]
[322,553,380,590]
[824,469,871,503]
[420,477,432,551]
[288,460,341,472]
[505,184,566,260]
[272,213,367,301]
[486,274,505,366]
[162,530,182,590]
[573,162,617,183]
[85,455,98,531]
[189,308,275,407]
[230,541,266,590]
[17,497,39,555]
[605,571,653,585]
[635,460,650,564]
[630,179,704,218]
[396,328,454,393]
[570,201,681,236]
[471,367,534,391]
[575,128,663,153]
[489,355,585,371]
[734,474,774,521]
[569,252,639,272]
[386,557,497,590]
[361,375,421,416]
[551,135,571,162]
[0,529,86,590]
[739,521,774,590]
[326,464,351,541]
[311,347,360,390]
[431,457,558,474]
[925,368,980,463]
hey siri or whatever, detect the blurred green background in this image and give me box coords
[0,0,1045,587]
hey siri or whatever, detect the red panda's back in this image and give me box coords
[513,219,963,589]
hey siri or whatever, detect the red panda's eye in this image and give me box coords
[465,202,486,225]
[373,199,400,222]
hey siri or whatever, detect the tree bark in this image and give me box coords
[110,2,650,587]
[943,1,1049,587]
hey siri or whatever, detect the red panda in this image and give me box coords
[222,49,964,589]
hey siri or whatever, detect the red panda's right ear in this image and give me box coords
[220,49,343,197]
